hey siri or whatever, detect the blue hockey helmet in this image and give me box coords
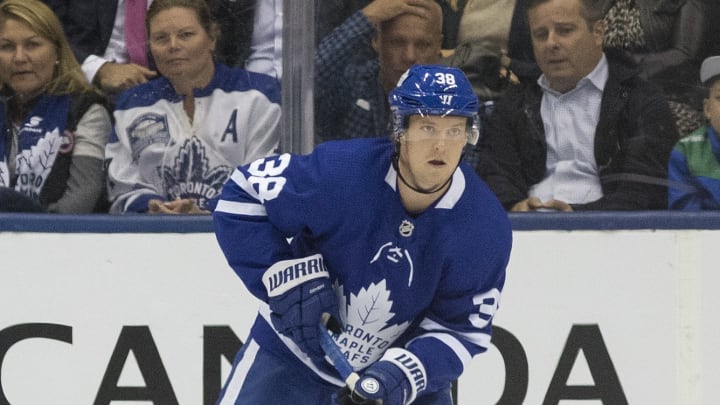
[388,64,480,145]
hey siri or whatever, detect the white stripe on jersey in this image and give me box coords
[418,318,492,348]
[230,169,263,201]
[408,332,473,370]
[384,164,466,209]
[215,200,267,216]
[218,338,260,405]
[435,169,466,209]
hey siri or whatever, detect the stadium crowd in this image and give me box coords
[0,0,719,213]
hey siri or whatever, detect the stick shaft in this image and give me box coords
[318,320,360,388]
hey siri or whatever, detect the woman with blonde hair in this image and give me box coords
[106,0,281,214]
[0,0,111,212]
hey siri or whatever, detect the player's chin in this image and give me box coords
[424,171,452,185]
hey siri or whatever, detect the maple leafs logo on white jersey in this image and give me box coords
[161,137,231,206]
[333,281,410,369]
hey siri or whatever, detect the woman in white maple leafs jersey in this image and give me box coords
[105,0,280,214]
[213,65,512,405]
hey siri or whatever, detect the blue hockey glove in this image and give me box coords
[263,254,339,359]
[353,348,428,405]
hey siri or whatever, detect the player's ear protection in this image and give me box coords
[391,114,410,147]
[468,115,480,146]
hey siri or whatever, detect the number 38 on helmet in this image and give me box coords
[388,64,481,145]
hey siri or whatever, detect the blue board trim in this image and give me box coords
[2,211,720,233]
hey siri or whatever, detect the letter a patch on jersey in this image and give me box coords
[221,109,238,143]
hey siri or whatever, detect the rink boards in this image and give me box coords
[0,213,718,404]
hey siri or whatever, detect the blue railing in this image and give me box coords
[0,213,214,233]
[2,211,720,233]
[508,211,720,230]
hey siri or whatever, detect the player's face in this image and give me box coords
[148,7,216,88]
[374,14,442,92]
[0,18,58,101]
[398,115,467,192]
[528,0,604,93]
[704,80,720,134]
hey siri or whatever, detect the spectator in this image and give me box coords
[0,0,111,213]
[668,56,720,210]
[602,0,716,136]
[314,0,443,142]
[506,0,718,135]
[315,0,464,51]
[477,0,679,211]
[105,0,281,214]
[45,0,256,96]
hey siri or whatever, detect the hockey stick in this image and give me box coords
[319,315,381,405]
[318,315,360,390]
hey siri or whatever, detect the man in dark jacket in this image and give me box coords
[476,0,678,211]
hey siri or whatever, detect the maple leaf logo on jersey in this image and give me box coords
[15,128,61,200]
[333,281,410,369]
[160,137,231,206]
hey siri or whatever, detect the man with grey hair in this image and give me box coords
[476,0,679,211]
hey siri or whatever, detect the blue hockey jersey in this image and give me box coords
[213,137,512,395]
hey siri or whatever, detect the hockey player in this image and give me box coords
[213,64,512,405]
